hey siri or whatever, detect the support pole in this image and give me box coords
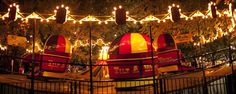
[30,18,36,94]
[89,23,93,94]
[149,25,157,94]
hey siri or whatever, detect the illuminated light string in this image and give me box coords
[205,2,222,18]
[74,39,111,47]
[2,3,24,21]
[193,16,236,47]
[26,42,43,53]
[1,3,236,24]
[26,39,110,53]
[0,44,7,51]
[1,3,236,48]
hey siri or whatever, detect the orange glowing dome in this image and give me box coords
[107,33,158,79]
[109,33,153,56]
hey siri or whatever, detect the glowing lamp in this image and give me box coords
[209,2,217,18]
[211,5,217,18]
[55,5,68,24]
[8,3,17,21]
[170,4,180,22]
[115,6,126,25]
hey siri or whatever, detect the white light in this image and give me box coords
[114,7,117,10]
[98,21,101,24]
[226,63,230,66]
[177,5,179,8]
[56,6,59,9]
[66,7,69,10]
[126,11,129,15]
[119,5,122,9]
[172,4,175,7]
[105,21,108,24]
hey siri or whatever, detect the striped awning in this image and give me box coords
[109,33,152,55]
[44,35,72,54]
[154,33,177,52]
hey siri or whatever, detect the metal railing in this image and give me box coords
[0,47,236,94]
[0,75,235,94]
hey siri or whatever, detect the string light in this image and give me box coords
[1,3,234,24]
[26,42,43,53]
[189,10,206,18]
[0,44,7,51]
[126,16,137,24]
[25,12,45,22]
[2,3,24,21]
[73,39,110,47]
[54,4,70,24]
[78,15,102,24]
[140,15,161,24]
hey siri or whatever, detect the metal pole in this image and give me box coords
[30,18,36,94]
[149,25,157,94]
[200,43,208,94]
[89,23,93,94]
[228,35,235,93]
[228,37,234,75]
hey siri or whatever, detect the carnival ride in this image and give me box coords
[22,35,72,78]
[21,34,104,79]
[20,32,234,89]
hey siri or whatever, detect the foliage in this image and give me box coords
[0,0,235,62]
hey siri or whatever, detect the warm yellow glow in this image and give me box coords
[126,11,129,15]
[229,3,233,16]
[190,10,205,18]
[25,12,44,19]
[0,3,231,25]
[72,39,110,48]
[0,44,7,51]
[126,16,137,22]
[46,15,56,20]
[79,15,102,24]
[140,15,160,23]
[98,46,109,60]
[119,5,122,9]
[113,7,117,10]
[180,13,188,19]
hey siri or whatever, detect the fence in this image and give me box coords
[0,74,235,94]
[0,47,236,94]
